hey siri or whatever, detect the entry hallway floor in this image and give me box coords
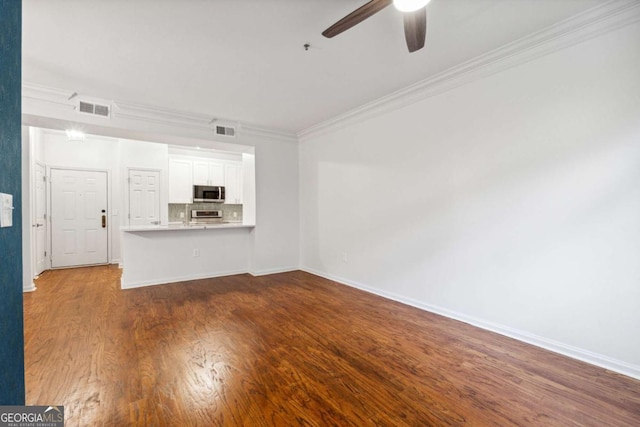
[24,265,640,426]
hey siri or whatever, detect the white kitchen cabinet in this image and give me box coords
[224,161,243,204]
[168,158,192,203]
[193,160,224,186]
[168,154,243,205]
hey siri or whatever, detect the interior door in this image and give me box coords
[129,169,161,226]
[34,163,47,275]
[50,169,108,268]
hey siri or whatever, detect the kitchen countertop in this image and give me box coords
[121,222,254,232]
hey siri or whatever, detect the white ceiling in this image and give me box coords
[23,0,602,134]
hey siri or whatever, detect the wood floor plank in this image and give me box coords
[24,266,640,426]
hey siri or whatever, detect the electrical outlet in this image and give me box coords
[180,212,185,219]
[193,249,200,257]
[233,212,237,218]
[341,252,348,263]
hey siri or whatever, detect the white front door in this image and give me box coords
[129,169,161,226]
[34,163,47,275]
[50,169,108,268]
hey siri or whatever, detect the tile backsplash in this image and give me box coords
[169,203,243,222]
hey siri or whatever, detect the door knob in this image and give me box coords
[102,215,106,228]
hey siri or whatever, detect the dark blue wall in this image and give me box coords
[0,0,25,404]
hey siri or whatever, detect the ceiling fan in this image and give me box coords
[322,0,431,53]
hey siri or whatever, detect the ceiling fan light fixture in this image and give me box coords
[393,0,431,12]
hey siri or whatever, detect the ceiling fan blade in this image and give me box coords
[322,0,392,38]
[403,7,427,52]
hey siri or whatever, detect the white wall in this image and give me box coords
[299,22,640,377]
[248,136,299,275]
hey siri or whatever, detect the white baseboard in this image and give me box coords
[250,266,299,277]
[121,269,248,290]
[301,266,640,381]
[119,265,301,288]
[23,282,37,293]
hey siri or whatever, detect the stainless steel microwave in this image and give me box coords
[193,185,225,203]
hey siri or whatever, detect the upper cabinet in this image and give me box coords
[224,161,243,204]
[168,158,193,203]
[168,154,243,204]
[193,160,224,186]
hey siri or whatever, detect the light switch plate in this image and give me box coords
[0,193,14,228]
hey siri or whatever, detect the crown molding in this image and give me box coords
[22,83,297,144]
[241,123,299,144]
[113,100,213,131]
[22,83,76,111]
[297,0,640,141]
[114,102,298,143]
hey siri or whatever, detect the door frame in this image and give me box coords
[32,162,48,277]
[47,166,112,268]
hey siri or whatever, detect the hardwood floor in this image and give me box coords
[24,266,640,426]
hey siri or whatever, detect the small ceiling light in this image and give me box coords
[393,0,431,12]
[65,130,85,141]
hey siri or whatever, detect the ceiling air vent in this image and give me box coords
[215,125,236,137]
[77,100,111,118]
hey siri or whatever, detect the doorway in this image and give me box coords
[128,169,161,226]
[50,168,108,268]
